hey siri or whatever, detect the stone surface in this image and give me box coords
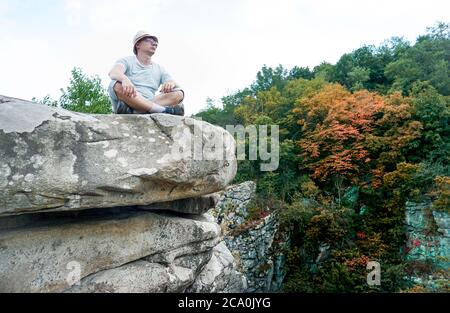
[405,201,450,268]
[186,242,247,293]
[213,181,256,228]
[405,201,449,291]
[223,212,289,292]
[174,250,213,277]
[0,95,236,217]
[144,235,221,265]
[67,241,245,293]
[0,208,221,293]
[67,261,193,293]
[0,96,247,293]
[209,181,290,292]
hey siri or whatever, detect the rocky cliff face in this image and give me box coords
[405,201,449,290]
[209,181,290,292]
[0,95,245,293]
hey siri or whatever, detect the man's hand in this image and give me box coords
[161,81,176,93]
[122,77,137,97]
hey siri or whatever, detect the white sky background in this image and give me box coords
[0,0,448,115]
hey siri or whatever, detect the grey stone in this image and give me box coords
[405,202,432,231]
[0,95,236,217]
[209,181,291,292]
[66,261,194,293]
[405,201,450,270]
[0,209,220,293]
[433,211,450,237]
[186,242,246,293]
[145,236,221,264]
[173,250,213,277]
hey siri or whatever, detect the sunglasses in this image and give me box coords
[142,37,158,45]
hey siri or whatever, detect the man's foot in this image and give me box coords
[163,107,175,115]
[173,102,185,116]
[163,103,185,116]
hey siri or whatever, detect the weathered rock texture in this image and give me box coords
[0,96,247,293]
[0,95,236,217]
[187,242,247,293]
[405,201,449,291]
[209,181,290,292]
[405,201,449,267]
[0,205,247,293]
[0,207,216,292]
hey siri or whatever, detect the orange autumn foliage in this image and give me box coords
[295,84,385,182]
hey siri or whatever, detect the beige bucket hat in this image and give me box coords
[133,30,158,55]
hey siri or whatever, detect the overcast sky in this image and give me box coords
[0,0,448,115]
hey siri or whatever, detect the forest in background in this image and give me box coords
[197,22,449,292]
[34,22,449,292]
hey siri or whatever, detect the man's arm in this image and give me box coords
[160,80,178,93]
[109,64,136,97]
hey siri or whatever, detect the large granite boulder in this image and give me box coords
[0,205,243,293]
[0,95,246,293]
[0,95,236,217]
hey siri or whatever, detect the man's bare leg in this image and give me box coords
[154,90,184,107]
[114,82,165,113]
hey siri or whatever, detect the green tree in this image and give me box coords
[251,64,288,92]
[195,97,222,124]
[385,22,450,96]
[410,82,450,164]
[331,45,400,92]
[288,66,314,80]
[195,89,252,127]
[347,66,370,91]
[313,62,334,81]
[59,67,112,114]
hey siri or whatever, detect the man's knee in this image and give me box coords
[114,82,131,103]
[173,90,184,103]
[113,82,124,96]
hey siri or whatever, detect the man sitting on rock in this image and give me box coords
[108,30,184,115]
